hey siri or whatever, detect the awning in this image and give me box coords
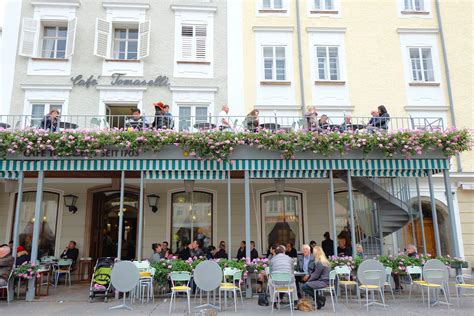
[250,170,327,179]
[0,171,19,180]
[350,169,442,177]
[145,170,227,180]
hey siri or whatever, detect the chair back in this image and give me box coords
[385,266,392,283]
[270,271,292,289]
[265,266,270,275]
[329,270,337,287]
[223,267,237,283]
[170,271,191,287]
[357,259,385,287]
[422,259,448,285]
[133,260,151,272]
[335,265,352,280]
[58,259,73,267]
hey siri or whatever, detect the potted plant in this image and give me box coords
[12,262,40,279]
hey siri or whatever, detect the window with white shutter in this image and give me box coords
[409,47,434,82]
[94,18,111,58]
[262,46,286,81]
[180,24,208,62]
[316,46,340,80]
[138,20,151,59]
[19,18,40,57]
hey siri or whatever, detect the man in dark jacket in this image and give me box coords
[321,232,334,258]
[60,241,79,264]
[179,242,192,260]
[236,241,246,260]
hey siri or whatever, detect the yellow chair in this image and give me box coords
[420,260,450,309]
[219,268,243,311]
[335,265,357,303]
[455,274,474,307]
[406,265,426,302]
[169,271,191,314]
[53,259,73,287]
[314,269,337,312]
[357,260,387,311]
[270,272,295,315]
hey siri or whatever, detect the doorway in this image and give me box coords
[90,190,140,260]
[106,104,138,129]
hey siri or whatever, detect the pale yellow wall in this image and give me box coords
[458,190,474,263]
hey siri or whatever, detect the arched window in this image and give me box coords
[171,191,213,252]
[11,191,61,258]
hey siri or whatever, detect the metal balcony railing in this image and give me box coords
[0,114,444,133]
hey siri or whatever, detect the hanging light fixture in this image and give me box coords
[64,194,78,214]
[274,179,285,194]
[147,194,160,213]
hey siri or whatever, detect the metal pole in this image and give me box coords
[244,170,251,298]
[415,178,427,255]
[329,170,337,257]
[12,171,24,259]
[427,170,442,256]
[137,171,144,260]
[376,202,384,255]
[347,171,357,257]
[26,171,44,301]
[295,0,306,115]
[117,171,125,260]
[406,180,417,247]
[442,169,460,257]
[227,169,232,258]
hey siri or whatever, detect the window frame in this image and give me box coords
[179,23,208,63]
[262,45,287,81]
[404,0,425,11]
[176,103,210,132]
[41,25,68,59]
[30,102,63,128]
[315,45,340,81]
[262,0,284,10]
[314,0,335,11]
[112,26,139,60]
[408,46,435,82]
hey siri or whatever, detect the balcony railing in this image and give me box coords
[0,114,444,133]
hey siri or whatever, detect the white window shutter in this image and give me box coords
[181,25,193,60]
[94,18,111,58]
[19,17,40,57]
[65,18,77,58]
[195,25,207,60]
[138,20,151,60]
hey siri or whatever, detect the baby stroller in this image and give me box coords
[89,257,114,302]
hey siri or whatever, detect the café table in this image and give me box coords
[194,122,216,131]
[59,122,79,129]
[0,123,11,129]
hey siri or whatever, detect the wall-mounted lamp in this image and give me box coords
[64,194,78,214]
[147,194,160,213]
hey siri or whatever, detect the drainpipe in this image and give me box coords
[435,0,462,172]
[295,0,306,115]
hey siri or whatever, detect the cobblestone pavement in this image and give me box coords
[1,283,474,316]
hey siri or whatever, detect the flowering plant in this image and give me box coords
[245,258,269,273]
[12,262,40,279]
[328,256,357,270]
[435,255,468,267]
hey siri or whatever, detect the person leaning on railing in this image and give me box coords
[244,109,260,132]
[125,108,148,130]
[152,102,166,129]
[304,106,318,131]
[38,108,60,131]
[367,105,390,130]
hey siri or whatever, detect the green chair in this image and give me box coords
[169,271,191,314]
[270,272,295,315]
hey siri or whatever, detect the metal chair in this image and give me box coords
[335,265,357,303]
[455,274,474,307]
[384,266,395,301]
[169,271,191,314]
[132,260,155,304]
[53,259,73,287]
[0,265,14,303]
[421,259,450,309]
[406,265,426,302]
[219,268,243,311]
[269,272,295,315]
[357,259,387,311]
[314,269,337,312]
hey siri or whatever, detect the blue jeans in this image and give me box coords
[302,283,316,298]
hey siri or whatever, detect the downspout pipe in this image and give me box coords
[295,0,306,115]
[435,0,461,172]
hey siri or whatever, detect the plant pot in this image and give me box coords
[246,266,256,273]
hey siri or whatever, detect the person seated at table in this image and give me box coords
[285,242,298,258]
[367,109,379,126]
[160,241,172,259]
[267,244,277,260]
[318,115,330,131]
[191,240,204,258]
[301,246,331,310]
[336,236,352,257]
[179,241,192,260]
[163,104,174,129]
[374,105,390,129]
[250,241,259,260]
[304,106,318,131]
[60,240,79,266]
[38,108,60,131]
[125,108,148,130]
[338,114,352,132]
[152,102,166,129]
[406,244,418,257]
[269,245,298,308]
[206,245,216,259]
[244,109,259,132]
[214,241,228,259]
[236,240,246,260]
[15,246,30,266]
[0,245,14,287]
[309,240,317,254]
[295,244,315,298]
[149,243,162,264]
[355,244,364,258]
[217,104,232,130]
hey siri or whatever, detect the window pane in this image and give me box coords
[56,39,66,58]
[404,0,413,10]
[414,0,424,11]
[196,107,208,122]
[58,27,67,38]
[262,0,271,8]
[42,39,56,58]
[410,48,422,81]
[127,40,138,60]
[325,0,334,10]
[13,192,60,258]
[182,25,193,37]
[421,48,434,81]
[114,29,127,39]
[128,29,138,40]
[317,47,327,80]
[172,192,212,252]
[275,47,285,58]
[274,0,283,9]
[315,0,321,9]
[264,59,273,80]
[276,58,286,80]
[328,47,339,80]
[44,27,56,37]
[263,47,273,58]
[179,107,191,131]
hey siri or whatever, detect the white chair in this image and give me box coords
[357,259,387,311]
[53,259,73,287]
[406,265,426,301]
[455,274,474,307]
[219,268,243,311]
[335,265,357,303]
[0,265,13,303]
[270,272,295,315]
[132,260,154,304]
[169,271,191,314]
[421,259,450,309]
[314,269,337,312]
[384,267,395,301]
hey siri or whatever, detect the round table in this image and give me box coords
[110,261,140,310]
[194,261,223,310]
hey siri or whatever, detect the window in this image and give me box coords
[178,105,208,131]
[112,28,138,60]
[94,19,150,60]
[262,0,283,9]
[409,47,434,82]
[181,25,207,61]
[11,191,60,258]
[263,46,286,80]
[171,191,213,252]
[316,46,340,80]
[30,103,62,127]
[404,0,424,11]
[19,18,76,58]
[41,26,67,58]
[262,192,302,251]
[315,0,334,10]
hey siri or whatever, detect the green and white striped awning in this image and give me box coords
[145,171,227,180]
[0,158,449,173]
[350,169,442,177]
[250,170,327,179]
[0,171,19,180]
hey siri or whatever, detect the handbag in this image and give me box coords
[257,292,269,306]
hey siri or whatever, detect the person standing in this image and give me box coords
[304,106,318,131]
[321,232,334,258]
[152,102,166,129]
[163,104,174,129]
[301,246,331,310]
[244,109,259,132]
[375,105,390,129]
[217,105,232,130]
[125,108,148,130]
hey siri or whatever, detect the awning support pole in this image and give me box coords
[347,171,357,257]
[244,170,251,298]
[415,178,427,255]
[117,171,125,260]
[227,169,232,259]
[442,169,460,257]
[427,170,442,256]
[26,171,44,301]
[137,170,144,260]
[12,171,24,260]
[329,170,337,257]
